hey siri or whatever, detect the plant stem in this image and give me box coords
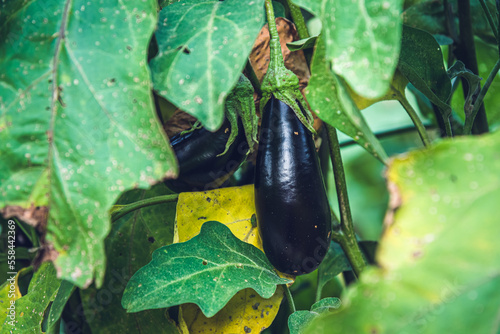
[456,0,489,134]
[283,284,296,314]
[265,0,285,69]
[315,273,322,302]
[324,124,366,278]
[464,59,500,134]
[283,0,312,65]
[397,94,431,147]
[245,60,262,96]
[479,0,499,42]
[111,194,179,222]
[285,0,309,39]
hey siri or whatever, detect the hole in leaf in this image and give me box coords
[202,260,208,265]
[176,45,191,54]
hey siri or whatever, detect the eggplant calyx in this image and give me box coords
[260,0,316,135]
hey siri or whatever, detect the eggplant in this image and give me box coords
[165,117,249,193]
[255,95,331,275]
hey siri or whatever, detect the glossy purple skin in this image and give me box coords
[255,95,331,275]
[165,118,248,193]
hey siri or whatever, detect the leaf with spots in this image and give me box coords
[151,0,265,131]
[80,183,179,334]
[175,185,263,248]
[0,0,177,288]
[0,269,23,325]
[122,221,291,317]
[305,130,500,334]
[288,298,341,334]
[2,262,61,333]
[179,287,284,333]
[305,36,388,162]
[174,185,290,332]
[294,0,404,99]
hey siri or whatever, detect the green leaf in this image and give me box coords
[287,36,318,51]
[288,298,341,334]
[122,221,291,317]
[398,25,452,105]
[0,0,177,288]
[306,130,500,333]
[46,281,75,332]
[403,0,498,45]
[447,61,482,118]
[225,75,259,153]
[311,297,341,312]
[272,1,287,18]
[316,242,351,296]
[317,241,378,297]
[2,263,61,333]
[305,36,388,162]
[151,0,265,131]
[294,0,404,99]
[80,183,179,333]
[451,40,500,129]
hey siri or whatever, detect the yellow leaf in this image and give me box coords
[0,268,27,325]
[174,185,262,249]
[179,286,284,334]
[174,185,292,333]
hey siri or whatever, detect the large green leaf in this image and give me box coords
[80,183,179,333]
[306,130,500,333]
[294,0,404,99]
[1,263,61,333]
[398,25,452,115]
[305,36,388,162]
[122,221,291,317]
[0,0,177,288]
[151,0,265,131]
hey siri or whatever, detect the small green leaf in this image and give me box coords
[2,263,61,332]
[311,297,342,312]
[122,221,290,317]
[451,40,500,128]
[447,61,482,118]
[151,0,265,131]
[272,0,286,18]
[305,36,388,162]
[287,36,318,51]
[288,297,341,334]
[317,242,351,295]
[294,0,404,99]
[398,25,452,104]
[46,281,75,333]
